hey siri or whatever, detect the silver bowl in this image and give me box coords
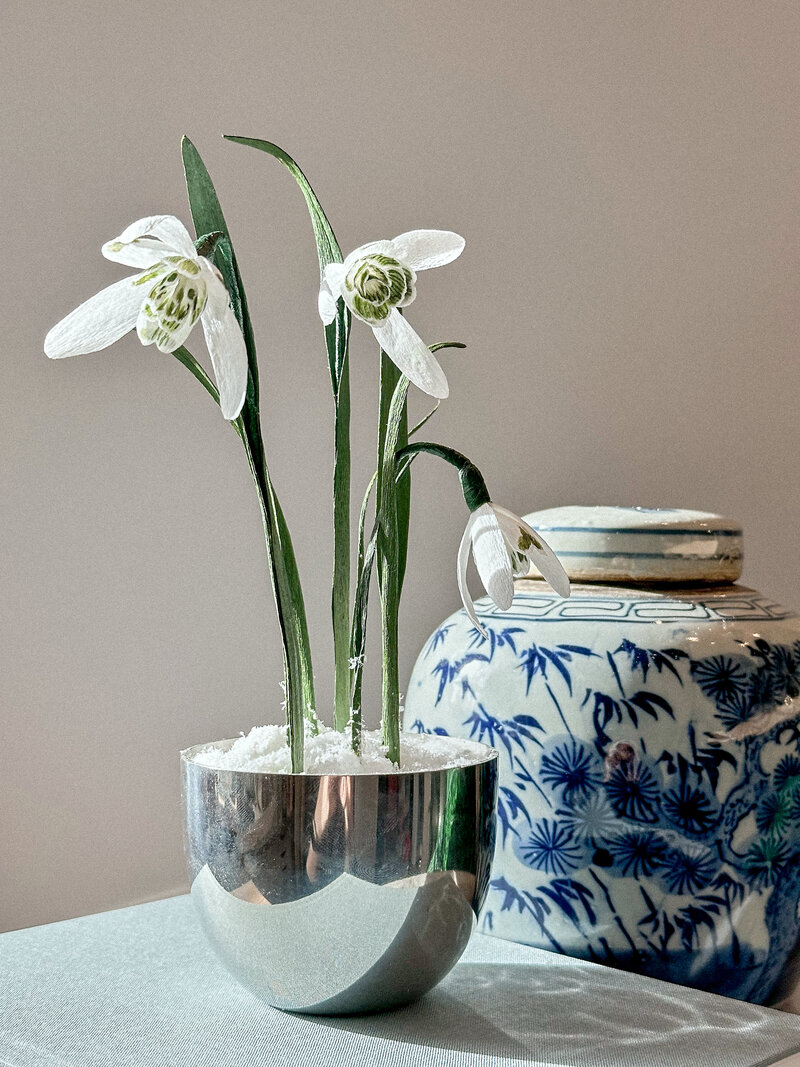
[181,739,498,1014]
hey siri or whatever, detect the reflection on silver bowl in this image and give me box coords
[181,740,498,1014]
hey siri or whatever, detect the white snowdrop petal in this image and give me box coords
[200,271,248,420]
[110,215,197,259]
[323,262,347,295]
[137,299,200,353]
[318,285,338,325]
[101,239,167,269]
[471,505,515,610]
[44,276,144,358]
[457,514,485,633]
[493,503,571,598]
[318,263,347,324]
[386,230,465,271]
[494,505,530,555]
[342,240,392,271]
[371,311,449,399]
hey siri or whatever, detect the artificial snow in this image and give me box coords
[189,722,492,775]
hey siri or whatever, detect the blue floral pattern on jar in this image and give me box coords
[407,587,800,1004]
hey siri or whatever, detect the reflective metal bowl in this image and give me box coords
[181,740,498,1014]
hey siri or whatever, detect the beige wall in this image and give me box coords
[2,0,799,932]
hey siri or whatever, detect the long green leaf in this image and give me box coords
[348,339,467,752]
[181,136,315,770]
[182,138,229,235]
[172,345,220,406]
[224,136,340,267]
[409,402,440,438]
[359,341,464,595]
[408,342,464,436]
[181,136,260,405]
[429,342,467,353]
[223,135,349,388]
[347,468,378,752]
[238,417,308,771]
[274,494,318,733]
[226,135,353,732]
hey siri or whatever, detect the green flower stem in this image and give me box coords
[348,471,378,754]
[324,283,352,737]
[380,551,400,765]
[376,362,412,765]
[395,441,491,512]
[332,355,352,732]
[356,470,378,581]
[349,528,377,755]
[350,342,466,760]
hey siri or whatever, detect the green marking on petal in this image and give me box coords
[353,260,390,304]
[133,267,164,287]
[387,265,412,304]
[136,258,208,351]
[518,529,542,552]
[342,252,417,324]
[370,255,414,304]
[351,293,391,322]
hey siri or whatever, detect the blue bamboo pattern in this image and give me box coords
[411,621,800,1002]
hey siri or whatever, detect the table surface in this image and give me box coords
[1,895,799,1067]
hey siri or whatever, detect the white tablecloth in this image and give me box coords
[1,895,798,1067]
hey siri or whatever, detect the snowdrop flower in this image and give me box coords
[44,215,248,420]
[458,503,570,632]
[318,229,465,399]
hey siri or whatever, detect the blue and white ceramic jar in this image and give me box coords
[406,506,800,1004]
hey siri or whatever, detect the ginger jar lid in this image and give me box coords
[522,506,743,584]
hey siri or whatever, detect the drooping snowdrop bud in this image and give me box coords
[458,503,570,633]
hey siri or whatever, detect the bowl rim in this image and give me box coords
[180,735,498,777]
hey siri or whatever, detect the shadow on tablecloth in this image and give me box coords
[2,896,798,1067]
[314,959,800,1067]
